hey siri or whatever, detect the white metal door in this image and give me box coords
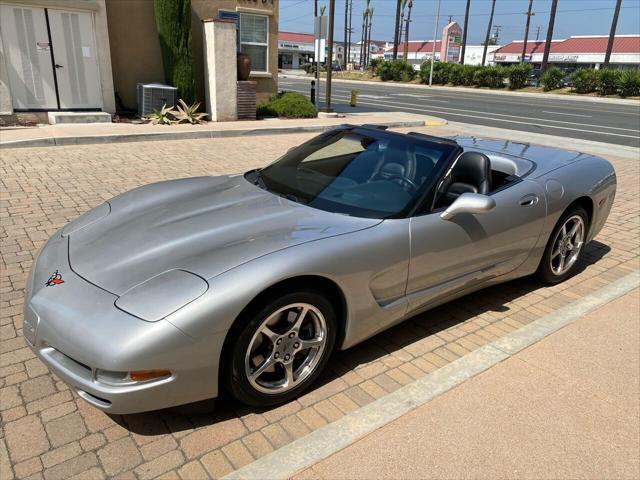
[47,8,102,109]
[0,4,58,110]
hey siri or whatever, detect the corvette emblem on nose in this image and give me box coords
[45,270,64,287]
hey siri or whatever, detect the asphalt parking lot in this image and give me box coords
[1,126,639,479]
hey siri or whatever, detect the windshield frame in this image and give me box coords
[246,126,462,220]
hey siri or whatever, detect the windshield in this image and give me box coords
[248,128,458,219]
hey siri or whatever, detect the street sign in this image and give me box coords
[314,16,328,40]
[314,39,326,62]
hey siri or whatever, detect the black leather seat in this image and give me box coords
[440,151,492,205]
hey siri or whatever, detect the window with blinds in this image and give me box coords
[240,13,268,73]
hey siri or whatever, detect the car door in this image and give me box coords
[406,179,546,313]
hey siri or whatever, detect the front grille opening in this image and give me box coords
[78,390,112,408]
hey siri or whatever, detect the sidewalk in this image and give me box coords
[295,288,640,479]
[0,111,446,148]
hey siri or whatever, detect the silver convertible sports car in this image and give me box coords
[24,126,616,414]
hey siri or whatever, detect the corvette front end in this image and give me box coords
[24,232,222,414]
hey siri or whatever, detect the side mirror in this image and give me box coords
[440,193,496,220]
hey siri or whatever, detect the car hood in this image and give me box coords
[68,175,380,295]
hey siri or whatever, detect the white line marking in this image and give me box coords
[224,271,639,480]
[542,110,593,118]
[284,89,640,139]
[358,94,391,99]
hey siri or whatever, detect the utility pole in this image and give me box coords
[460,0,471,64]
[347,0,353,66]
[540,0,558,74]
[399,0,406,53]
[365,7,374,68]
[314,0,317,17]
[343,0,349,68]
[429,0,441,86]
[325,0,335,111]
[535,26,541,41]
[482,0,496,66]
[492,25,502,45]
[521,0,534,63]
[403,0,413,60]
[604,0,622,68]
[393,0,402,59]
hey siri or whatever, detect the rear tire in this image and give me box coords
[225,290,336,407]
[537,206,589,284]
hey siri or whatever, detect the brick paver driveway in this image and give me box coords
[1,129,638,480]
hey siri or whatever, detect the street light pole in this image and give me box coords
[428,0,441,86]
[325,0,335,111]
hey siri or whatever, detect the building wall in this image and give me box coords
[106,0,278,109]
[0,0,116,113]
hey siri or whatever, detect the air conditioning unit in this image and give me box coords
[137,83,178,117]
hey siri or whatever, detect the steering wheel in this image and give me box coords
[383,174,419,193]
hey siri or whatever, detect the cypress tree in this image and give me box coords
[154,0,196,104]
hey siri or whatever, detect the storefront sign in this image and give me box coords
[548,54,579,62]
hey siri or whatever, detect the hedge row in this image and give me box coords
[373,60,640,98]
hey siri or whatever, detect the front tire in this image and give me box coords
[226,290,337,407]
[537,206,589,284]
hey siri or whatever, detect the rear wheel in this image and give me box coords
[537,206,589,284]
[226,290,336,407]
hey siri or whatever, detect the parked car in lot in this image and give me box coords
[24,126,616,414]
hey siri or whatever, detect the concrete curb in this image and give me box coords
[281,75,640,106]
[0,118,446,149]
[224,270,640,480]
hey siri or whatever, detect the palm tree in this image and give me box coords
[481,0,496,66]
[604,0,622,68]
[359,2,370,69]
[392,0,402,59]
[366,6,374,68]
[398,0,407,55]
[403,0,413,60]
[521,0,534,63]
[540,0,558,74]
[460,0,471,64]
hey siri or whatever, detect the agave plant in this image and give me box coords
[175,99,207,124]
[145,104,177,125]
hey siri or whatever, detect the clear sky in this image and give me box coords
[279,0,640,45]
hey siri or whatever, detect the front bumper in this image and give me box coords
[24,234,222,414]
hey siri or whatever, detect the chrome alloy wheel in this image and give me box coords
[550,214,585,276]
[245,303,327,394]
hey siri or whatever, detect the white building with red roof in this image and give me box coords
[493,35,640,70]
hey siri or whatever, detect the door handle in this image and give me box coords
[519,194,539,207]
[55,64,63,69]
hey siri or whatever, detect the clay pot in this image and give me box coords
[237,53,251,81]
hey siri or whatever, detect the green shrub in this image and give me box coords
[571,69,598,94]
[473,66,505,88]
[541,67,565,91]
[461,65,480,86]
[418,61,455,85]
[597,69,621,96]
[448,64,465,86]
[377,60,416,81]
[618,69,640,97]
[154,0,196,104]
[508,63,532,90]
[368,58,384,74]
[257,92,317,118]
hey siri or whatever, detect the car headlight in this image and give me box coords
[114,270,209,322]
